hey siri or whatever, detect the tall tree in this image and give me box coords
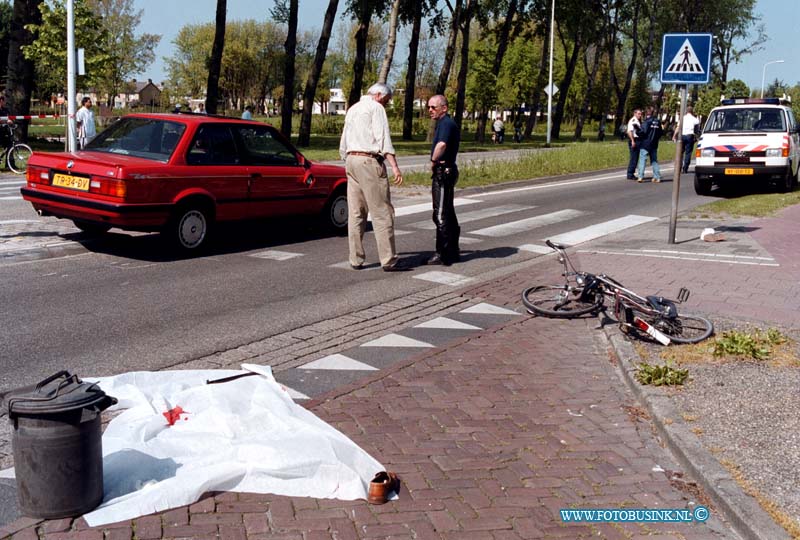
[88,0,160,108]
[401,0,423,140]
[272,0,298,138]
[6,0,41,141]
[378,0,401,83]
[0,1,13,87]
[453,0,475,130]
[345,0,388,106]
[23,0,110,100]
[298,0,340,146]
[205,0,227,114]
[605,0,643,137]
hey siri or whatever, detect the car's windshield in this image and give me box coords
[86,117,186,162]
[704,108,786,133]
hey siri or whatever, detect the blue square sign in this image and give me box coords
[661,33,713,84]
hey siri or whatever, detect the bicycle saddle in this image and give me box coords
[545,240,568,250]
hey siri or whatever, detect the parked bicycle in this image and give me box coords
[1,123,33,174]
[522,240,714,345]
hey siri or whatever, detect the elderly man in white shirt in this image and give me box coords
[339,83,403,271]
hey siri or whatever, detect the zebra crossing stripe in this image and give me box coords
[413,271,473,287]
[546,215,657,246]
[409,204,534,230]
[249,250,303,261]
[470,209,585,237]
[392,198,482,218]
[518,244,553,254]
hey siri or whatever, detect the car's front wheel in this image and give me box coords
[694,175,712,196]
[777,167,795,193]
[320,188,348,235]
[164,203,213,251]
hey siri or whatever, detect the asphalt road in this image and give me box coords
[0,160,708,393]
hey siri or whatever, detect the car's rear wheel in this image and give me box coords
[694,175,712,196]
[320,188,348,235]
[165,202,213,251]
[72,220,112,235]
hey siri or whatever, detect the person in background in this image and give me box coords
[427,94,461,266]
[492,116,505,144]
[339,82,403,272]
[513,116,523,143]
[193,103,206,114]
[637,106,663,183]
[75,97,96,149]
[626,108,643,180]
[242,105,254,120]
[673,105,700,174]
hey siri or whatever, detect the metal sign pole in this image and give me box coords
[66,0,77,152]
[669,85,688,244]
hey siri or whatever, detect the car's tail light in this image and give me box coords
[89,176,127,198]
[26,166,50,185]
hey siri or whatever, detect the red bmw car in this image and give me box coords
[21,113,348,251]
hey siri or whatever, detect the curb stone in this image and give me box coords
[601,317,791,540]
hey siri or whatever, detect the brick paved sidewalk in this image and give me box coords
[0,265,737,539]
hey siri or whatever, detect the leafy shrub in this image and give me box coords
[635,361,689,386]
[712,328,787,360]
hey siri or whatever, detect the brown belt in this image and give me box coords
[347,151,380,159]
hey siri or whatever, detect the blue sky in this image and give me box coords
[134,0,795,93]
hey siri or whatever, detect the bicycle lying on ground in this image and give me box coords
[1,123,33,174]
[522,240,714,345]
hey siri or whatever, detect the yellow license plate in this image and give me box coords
[724,168,753,176]
[52,173,90,191]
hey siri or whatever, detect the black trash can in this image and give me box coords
[2,371,117,519]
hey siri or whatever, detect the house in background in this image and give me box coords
[309,88,347,115]
[114,79,163,109]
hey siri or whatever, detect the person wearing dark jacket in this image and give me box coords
[427,94,461,266]
[636,106,663,183]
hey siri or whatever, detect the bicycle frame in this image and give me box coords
[544,240,687,343]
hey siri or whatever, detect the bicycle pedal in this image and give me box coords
[676,287,690,303]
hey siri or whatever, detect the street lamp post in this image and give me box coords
[546,0,555,146]
[760,59,784,98]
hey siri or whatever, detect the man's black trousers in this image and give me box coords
[431,164,460,263]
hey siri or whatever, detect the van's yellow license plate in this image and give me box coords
[725,168,753,175]
[52,173,90,191]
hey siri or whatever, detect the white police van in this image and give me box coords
[694,97,800,195]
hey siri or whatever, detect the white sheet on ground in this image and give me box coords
[74,364,386,526]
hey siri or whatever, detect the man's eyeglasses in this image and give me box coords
[427,105,439,110]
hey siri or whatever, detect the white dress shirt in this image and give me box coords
[339,95,396,160]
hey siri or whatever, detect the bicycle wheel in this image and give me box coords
[7,143,32,174]
[651,313,714,344]
[522,285,603,318]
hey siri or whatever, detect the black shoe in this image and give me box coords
[427,254,451,266]
[350,264,364,270]
[626,175,636,180]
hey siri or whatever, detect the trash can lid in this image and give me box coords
[3,371,114,416]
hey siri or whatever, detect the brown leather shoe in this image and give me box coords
[367,471,400,504]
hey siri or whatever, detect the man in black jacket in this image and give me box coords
[427,94,461,265]
[636,106,663,183]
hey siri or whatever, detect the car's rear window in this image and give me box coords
[86,117,186,162]
[704,108,786,133]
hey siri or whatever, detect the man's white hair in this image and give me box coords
[367,82,393,98]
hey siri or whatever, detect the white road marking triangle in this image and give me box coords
[546,215,657,246]
[283,385,311,401]
[666,39,705,74]
[458,236,483,244]
[413,271,473,286]
[414,317,482,330]
[461,303,520,315]
[470,209,585,237]
[518,244,553,254]
[300,354,378,371]
[361,333,435,348]
[250,249,303,261]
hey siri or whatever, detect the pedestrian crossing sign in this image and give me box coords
[660,33,712,84]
